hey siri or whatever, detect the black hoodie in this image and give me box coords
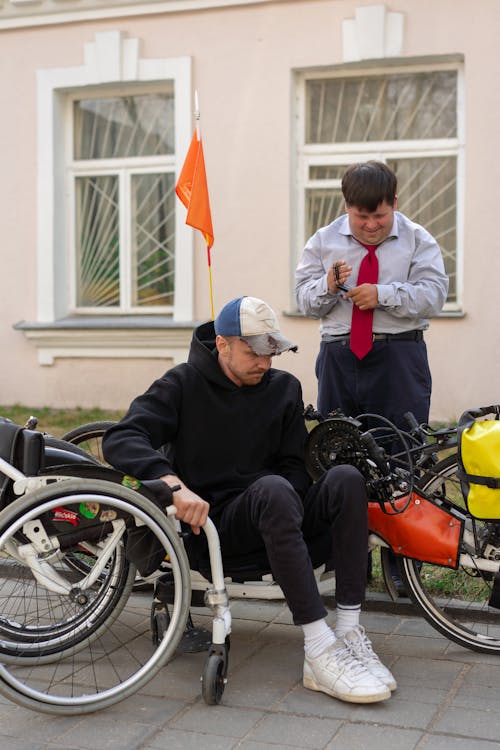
[103,320,312,514]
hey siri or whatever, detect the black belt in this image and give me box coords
[325,330,424,343]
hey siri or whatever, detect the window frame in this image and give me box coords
[67,84,178,315]
[36,33,193,325]
[293,59,465,313]
[20,33,195,366]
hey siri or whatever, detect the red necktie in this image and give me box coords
[350,244,379,359]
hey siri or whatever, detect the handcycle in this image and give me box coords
[61,409,500,657]
[0,405,498,716]
[60,410,459,604]
[305,405,500,653]
[62,408,500,654]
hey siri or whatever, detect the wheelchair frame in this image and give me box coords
[0,440,233,713]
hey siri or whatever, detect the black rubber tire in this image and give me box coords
[61,421,117,465]
[398,454,500,654]
[151,608,171,648]
[201,653,227,705]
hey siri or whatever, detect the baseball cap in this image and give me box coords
[214,296,298,356]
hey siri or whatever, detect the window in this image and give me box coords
[72,91,176,312]
[296,63,463,310]
[22,32,194,366]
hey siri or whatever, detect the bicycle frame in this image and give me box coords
[368,491,463,568]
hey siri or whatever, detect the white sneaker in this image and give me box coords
[343,625,397,691]
[303,639,391,704]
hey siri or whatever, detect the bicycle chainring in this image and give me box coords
[305,417,369,480]
[305,417,393,504]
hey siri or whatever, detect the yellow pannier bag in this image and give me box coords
[458,405,500,520]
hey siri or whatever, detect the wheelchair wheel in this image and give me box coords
[0,528,133,660]
[60,421,161,592]
[0,478,191,714]
[61,421,117,465]
[399,455,500,654]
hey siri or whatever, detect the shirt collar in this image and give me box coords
[339,212,400,242]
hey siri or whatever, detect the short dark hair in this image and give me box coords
[341,161,397,212]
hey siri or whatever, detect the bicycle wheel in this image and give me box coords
[398,454,500,654]
[61,421,117,465]
[0,478,191,714]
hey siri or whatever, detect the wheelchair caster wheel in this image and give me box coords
[151,602,171,647]
[201,652,227,705]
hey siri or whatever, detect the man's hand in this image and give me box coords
[160,476,210,535]
[344,283,379,310]
[327,260,352,293]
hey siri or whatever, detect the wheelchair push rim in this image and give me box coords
[0,479,191,714]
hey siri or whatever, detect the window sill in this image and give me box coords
[14,316,198,366]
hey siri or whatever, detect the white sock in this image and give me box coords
[302,618,336,660]
[335,604,361,638]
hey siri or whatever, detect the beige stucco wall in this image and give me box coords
[1,0,500,421]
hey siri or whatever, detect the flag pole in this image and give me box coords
[194,90,201,140]
[194,90,215,319]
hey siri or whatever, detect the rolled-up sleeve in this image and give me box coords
[295,232,342,318]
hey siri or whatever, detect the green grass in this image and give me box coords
[367,548,387,593]
[0,405,123,438]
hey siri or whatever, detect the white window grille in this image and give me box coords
[71,90,176,312]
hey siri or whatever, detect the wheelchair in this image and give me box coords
[0,417,339,714]
[0,418,223,714]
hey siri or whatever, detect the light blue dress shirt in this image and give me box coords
[295,212,449,337]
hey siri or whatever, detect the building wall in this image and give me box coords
[1,0,500,421]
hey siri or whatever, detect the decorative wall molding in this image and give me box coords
[83,29,141,82]
[15,318,194,365]
[1,0,273,29]
[342,4,404,62]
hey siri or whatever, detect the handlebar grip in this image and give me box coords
[360,432,389,475]
[404,411,420,431]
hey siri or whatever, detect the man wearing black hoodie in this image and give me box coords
[103,296,395,704]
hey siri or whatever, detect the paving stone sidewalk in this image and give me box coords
[0,595,499,750]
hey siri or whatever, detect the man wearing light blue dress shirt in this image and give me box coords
[295,161,449,593]
[295,160,448,432]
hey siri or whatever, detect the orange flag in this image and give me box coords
[176,131,214,249]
